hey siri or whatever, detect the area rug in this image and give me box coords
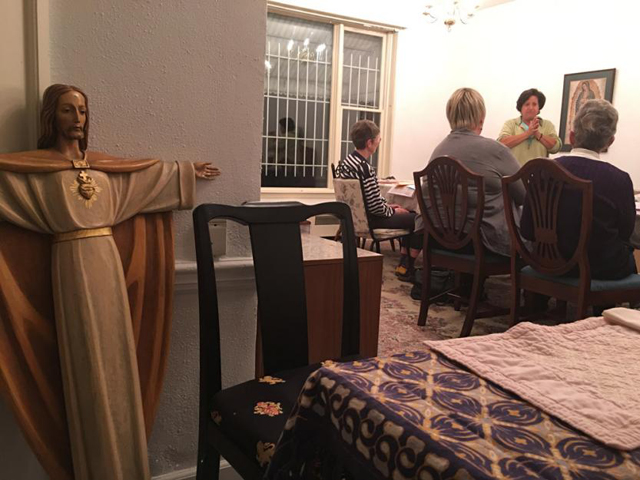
[377,244,563,356]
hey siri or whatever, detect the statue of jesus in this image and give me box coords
[0,84,219,479]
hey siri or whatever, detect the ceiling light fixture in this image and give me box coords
[423,0,480,31]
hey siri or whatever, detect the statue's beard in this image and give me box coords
[59,127,85,141]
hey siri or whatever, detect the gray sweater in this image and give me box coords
[418,129,525,256]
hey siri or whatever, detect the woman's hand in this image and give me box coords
[194,162,221,180]
[528,117,540,137]
[391,204,409,214]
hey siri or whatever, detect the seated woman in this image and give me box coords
[498,88,562,165]
[335,119,420,279]
[521,99,636,280]
[420,88,525,258]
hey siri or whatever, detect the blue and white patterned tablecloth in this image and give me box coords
[266,350,640,480]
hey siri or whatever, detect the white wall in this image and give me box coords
[0,0,30,154]
[48,1,266,477]
[276,0,640,184]
[391,0,640,182]
[1,1,265,479]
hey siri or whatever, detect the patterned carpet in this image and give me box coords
[377,244,517,356]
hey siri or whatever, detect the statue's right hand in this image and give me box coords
[194,162,221,180]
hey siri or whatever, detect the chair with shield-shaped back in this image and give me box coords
[414,156,510,336]
[502,157,640,323]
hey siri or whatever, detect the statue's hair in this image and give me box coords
[38,84,89,151]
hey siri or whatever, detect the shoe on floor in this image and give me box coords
[395,264,408,276]
[397,270,414,283]
[395,256,409,277]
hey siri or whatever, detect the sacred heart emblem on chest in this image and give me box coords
[70,170,102,207]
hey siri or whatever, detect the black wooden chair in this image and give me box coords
[502,158,640,323]
[193,202,360,479]
[414,156,510,337]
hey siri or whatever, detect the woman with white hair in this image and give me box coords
[522,99,635,279]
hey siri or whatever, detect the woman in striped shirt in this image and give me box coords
[335,119,420,278]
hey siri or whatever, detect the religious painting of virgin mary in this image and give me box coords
[558,68,616,152]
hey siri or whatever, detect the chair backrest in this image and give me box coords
[333,177,372,237]
[502,158,593,276]
[193,201,360,397]
[414,156,484,251]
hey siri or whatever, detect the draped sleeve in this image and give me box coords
[110,161,196,224]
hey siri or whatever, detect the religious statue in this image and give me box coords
[0,84,219,480]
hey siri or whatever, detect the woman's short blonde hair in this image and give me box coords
[446,88,486,131]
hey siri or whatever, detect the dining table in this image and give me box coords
[265,349,640,480]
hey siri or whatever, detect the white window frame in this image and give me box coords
[262,2,401,199]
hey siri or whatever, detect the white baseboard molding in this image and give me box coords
[152,460,241,480]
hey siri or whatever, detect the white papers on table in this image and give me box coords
[388,184,415,198]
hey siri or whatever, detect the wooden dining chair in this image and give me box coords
[414,156,510,337]
[192,202,360,480]
[331,164,411,253]
[502,158,640,323]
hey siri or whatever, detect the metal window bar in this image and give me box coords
[373,57,378,109]
[294,47,300,177]
[356,55,361,107]
[365,56,369,109]
[285,46,290,177]
[275,42,281,176]
[265,41,271,162]
[342,56,380,108]
[321,50,327,172]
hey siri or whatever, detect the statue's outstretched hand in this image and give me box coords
[194,162,221,180]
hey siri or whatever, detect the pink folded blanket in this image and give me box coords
[425,308,640,450]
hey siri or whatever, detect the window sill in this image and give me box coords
[261,187,336,204]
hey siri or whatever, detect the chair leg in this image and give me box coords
[334,225,342,242]
[196,444,220,480]
[417,256,432,326]
[389,238,396,251]
[509,281,521,327]
[576,298,588,320]
[460,273,483,337]
[453,272,462,311]
[557,299,567,319]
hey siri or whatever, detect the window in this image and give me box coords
[262,9,396,190]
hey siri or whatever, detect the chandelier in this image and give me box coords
[423,0,480,31]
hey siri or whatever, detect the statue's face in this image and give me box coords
[55,90,87,142]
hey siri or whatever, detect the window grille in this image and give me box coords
[339,31,383,171]
[262,14,332,188]
[262,12,393,189]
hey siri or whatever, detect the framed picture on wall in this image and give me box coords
[558,68,616,152]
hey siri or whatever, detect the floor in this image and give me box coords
[376,244,553,356]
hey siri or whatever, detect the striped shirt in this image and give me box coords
[335,151,393,218]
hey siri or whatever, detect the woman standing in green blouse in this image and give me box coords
[498,88,562,164]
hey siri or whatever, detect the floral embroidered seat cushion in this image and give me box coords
[210,363,321,469]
